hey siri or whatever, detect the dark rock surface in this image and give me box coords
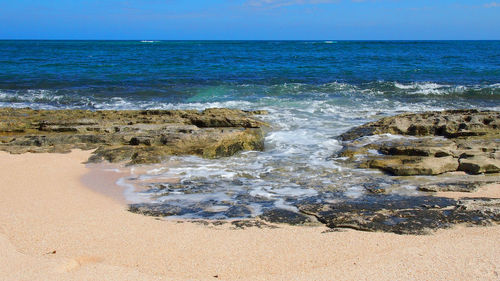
[0,107,268,164]
[130,193,500,234]
[129,202,255,219]
[298,196,500,235]
[418,181,496,193]
[258,209,315,225]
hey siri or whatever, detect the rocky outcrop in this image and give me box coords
[4,107,498,235]
[298,196,500,235]
[339,109,499,141]
[367,155,459,176]
[0,107,268,164]
[337,110,500,176]
[293,109,500,234]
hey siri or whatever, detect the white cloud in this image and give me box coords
[484,2,500,7]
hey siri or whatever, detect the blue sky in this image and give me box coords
[1,0,499,39]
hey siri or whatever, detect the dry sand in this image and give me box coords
[1,150,499,280]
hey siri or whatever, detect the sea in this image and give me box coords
[1,40,499,219]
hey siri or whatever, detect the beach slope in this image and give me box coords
[0,150,499,280]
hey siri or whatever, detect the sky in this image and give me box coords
[0,0,499,40]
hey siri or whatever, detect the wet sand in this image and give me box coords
[1,150,499,280]
[81,163,130,204]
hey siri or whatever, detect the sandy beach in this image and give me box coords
[1,150,499,280]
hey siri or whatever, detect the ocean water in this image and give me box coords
[1,40,499,219]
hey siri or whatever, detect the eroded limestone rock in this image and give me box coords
[458,156,500,174]
[339,109,499,141]
[336,110,500,176]
[367,155,459,176]
[0,107,268,164]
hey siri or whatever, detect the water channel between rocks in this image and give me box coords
[92,105,499,234]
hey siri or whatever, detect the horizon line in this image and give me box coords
[1,39,500,41]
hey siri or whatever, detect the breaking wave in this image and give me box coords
[1,81,498,111]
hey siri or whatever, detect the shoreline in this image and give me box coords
[81,162,130,205]
[1,150,499,280]
[1,107,498,232]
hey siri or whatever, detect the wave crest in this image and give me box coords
[0,81,498,110]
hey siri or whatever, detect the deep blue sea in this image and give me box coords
[1,40,499,218]
[1,40,499,110]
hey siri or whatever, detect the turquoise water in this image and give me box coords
[2,40,499,219]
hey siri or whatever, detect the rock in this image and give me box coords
[0,108,267,164]
[128,203,190,217]
[188,108,267,128]
[258,209,315,225]
[458,198,500,216]
[298,195,500,235]
[130,200,265,222]
[224,205,253,218]
[339,109,500,141]
[377,138,457,158]
[336,110,500,176]
[458,156,500,175]
[418,181,488,192]
[363,183,388,194]
[367,156,459,176]
[230,220,278,229]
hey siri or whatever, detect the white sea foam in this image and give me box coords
[117,177,151,204]
[344,185,364,199]
[393,82,414,89]
[271,187,318,197]
[394,82,446,90]
[249,187,274,199]
[391,82,484,96]
[274,199,299,212]
[205,205,230,212]
[248,203,263,216]
[157,192,231,203]
[3,80,497,112]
